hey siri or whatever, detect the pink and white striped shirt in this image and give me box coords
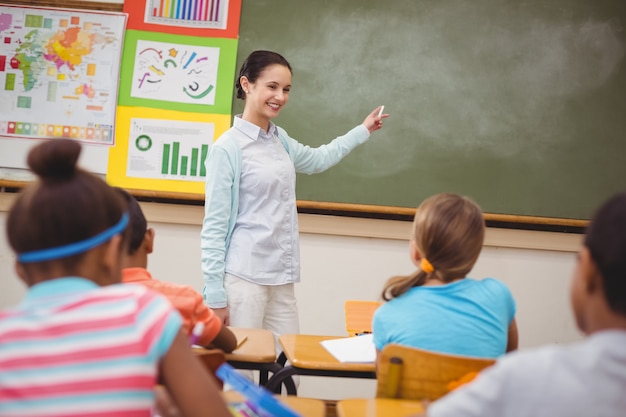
[0,277,182,417]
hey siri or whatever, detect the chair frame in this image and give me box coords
[194,348,227,389]
[376,343,495,401]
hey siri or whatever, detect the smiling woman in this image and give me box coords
[200,49,388,353]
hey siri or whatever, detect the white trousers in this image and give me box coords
[225,273,300,342]
[224,274,300,387]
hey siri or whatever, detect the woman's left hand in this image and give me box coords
[362,106,389,133]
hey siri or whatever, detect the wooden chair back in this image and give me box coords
[376,344,495,401]
[344,300,382,336]
[194,348,227,390]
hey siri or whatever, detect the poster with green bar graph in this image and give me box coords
[159,140,210,177]
[107,105,231,194]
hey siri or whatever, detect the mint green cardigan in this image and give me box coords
[201,123,370,307]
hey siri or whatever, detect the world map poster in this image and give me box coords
[0,5,127,145]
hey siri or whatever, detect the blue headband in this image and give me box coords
[17,213,129,263]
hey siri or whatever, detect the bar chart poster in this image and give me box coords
[128,117,212,180]
[118,30,237,114]
[124,0,241,38]
[107,106,231,194]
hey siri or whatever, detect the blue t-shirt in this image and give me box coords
[372,278,516,358]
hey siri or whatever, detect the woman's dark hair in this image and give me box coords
[382,193,485,301]
[116,187,147,255]
[235,50,292,99]
[7,139,127,271]
[584,191,626,315]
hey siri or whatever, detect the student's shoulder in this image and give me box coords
[499,342,562,366]
[484,342,582,391]
[99,282,151,297]
[108,281,155,296]
[78,284,178,327]
[142,279,203,301]
[104,282,177,310]
[428,346,563,417]
[472,277,513,295]
[374,294,410,317]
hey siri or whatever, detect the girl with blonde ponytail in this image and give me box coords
[373,193,518,362]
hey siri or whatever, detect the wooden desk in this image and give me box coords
[195,327,281,386]
[337,398,425,417]
[225,327,276,363]
[265,334,376,395]
[223,391,325,417]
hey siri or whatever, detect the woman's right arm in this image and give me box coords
[279,107,387,175]
[201,145,235,313]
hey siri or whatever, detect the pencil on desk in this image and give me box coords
[235,336,248,350]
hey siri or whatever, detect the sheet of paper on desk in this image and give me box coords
[320,334,376,363]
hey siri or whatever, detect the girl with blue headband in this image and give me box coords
[0,139,230,417]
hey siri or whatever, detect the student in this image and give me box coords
[201,50,389,341]
[117,188,237,353]
[0,139,230,417]
[372,193,518,362]
[424,191,626,417]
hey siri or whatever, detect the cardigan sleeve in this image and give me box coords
[278,124,370,174]
[201,144,236,308]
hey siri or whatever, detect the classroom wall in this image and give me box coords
[0,193,583,399]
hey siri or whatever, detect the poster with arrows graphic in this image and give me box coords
[118,29,237,114]
[131,40,219,105]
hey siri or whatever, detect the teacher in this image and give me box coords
[201,50,388,341]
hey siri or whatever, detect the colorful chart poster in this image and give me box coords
[127,118,214,180]
[107,106,231,194]
[130,39,220,106]
[118,29,237,114]
[0,5,126,144]
[123,0,242,38]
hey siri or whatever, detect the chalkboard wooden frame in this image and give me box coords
[0,179,588,229]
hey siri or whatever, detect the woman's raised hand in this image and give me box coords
[362,106,389,133]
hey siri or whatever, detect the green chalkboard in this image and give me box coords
[234,0,626,221]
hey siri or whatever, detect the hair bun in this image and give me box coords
[27,139,81,181]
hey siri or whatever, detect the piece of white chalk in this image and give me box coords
[377,105,385,117]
